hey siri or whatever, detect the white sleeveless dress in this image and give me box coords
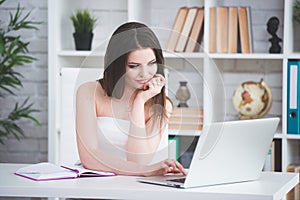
[97,117,168,164]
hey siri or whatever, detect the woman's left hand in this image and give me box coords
[143,159,188,177]
[137,74,165,103]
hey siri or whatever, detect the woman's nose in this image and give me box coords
[139,65,148,77]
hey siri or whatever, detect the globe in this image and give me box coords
[232,79,273,119]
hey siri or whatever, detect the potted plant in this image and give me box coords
[0,0,41,144]
[70,9,97,51]
[294,0,300,24]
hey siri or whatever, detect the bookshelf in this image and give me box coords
[48,0,300,183]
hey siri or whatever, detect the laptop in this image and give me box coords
[138,117,280,188]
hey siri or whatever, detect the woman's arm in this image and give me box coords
[77,132,186,176]
[126,74,169,164]
[76,82,148,175]
[76,81,186,176]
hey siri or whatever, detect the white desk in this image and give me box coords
[0,163,298,200]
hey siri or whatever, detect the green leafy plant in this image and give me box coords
[70,9,97,33]
[0,0,41,144]
[294,0,300,24]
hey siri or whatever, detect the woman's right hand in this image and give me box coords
[136,74,166,104]
[143,159,187,177]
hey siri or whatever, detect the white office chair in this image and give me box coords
[60,68,104,166]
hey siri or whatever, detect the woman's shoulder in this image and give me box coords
[78,81,98,89]
[76,81,99,97]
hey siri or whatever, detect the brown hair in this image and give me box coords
[99,22,168,127]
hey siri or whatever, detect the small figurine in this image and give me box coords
[175,81,191,107]
[267,17,282,53]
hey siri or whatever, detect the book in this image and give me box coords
[286,164,296,200]
[175,7,198,52]
[216,7,228,53]
[287,60,300,134]
[295,165,300,200]
[209,7,217,53]
[238,7,252,53]
[228,7,238,53]
[166,7,189,52]
[168,123,203,130]
[172,108,203,115]
[169,108,203,130]
[185,7,204,52]
[14,162,116,181]
[263,141,277,172]
[168,136,180,160]
[263,145,273,171]
[286,163,300,200]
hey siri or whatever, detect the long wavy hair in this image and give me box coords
[99,22,168,128]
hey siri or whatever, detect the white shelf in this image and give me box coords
[208,53,285,59]
[288,53,300,59]
[168,130,202,137]
[58,50,105,57]
[58,50,206,59]
[286,134,300,140]
[164,52,206,59]
[274,133,283,139]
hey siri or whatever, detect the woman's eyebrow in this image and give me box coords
[127,62,140,65]
[148,59,157,64]
[128,59,156,66]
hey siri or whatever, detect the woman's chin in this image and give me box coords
[137,86,144,90]
[135,84,145,90]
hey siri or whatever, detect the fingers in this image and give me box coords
[146,159,187,176]
[143,76,165,91]
[150,75,165,88]
[154,74,165,86]
[139,75,166,102]
[162,159,187,175]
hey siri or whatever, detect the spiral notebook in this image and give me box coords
[15,162,116,181]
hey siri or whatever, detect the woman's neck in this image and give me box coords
[121,86,139,103]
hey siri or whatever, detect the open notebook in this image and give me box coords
[15,162,116,181]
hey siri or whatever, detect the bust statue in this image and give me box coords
[267,17,282,53]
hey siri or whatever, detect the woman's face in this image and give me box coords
[125,48,158,90]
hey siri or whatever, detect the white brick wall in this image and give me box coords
[0,0,48,163]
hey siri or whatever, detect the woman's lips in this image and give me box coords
[137,79,149,84]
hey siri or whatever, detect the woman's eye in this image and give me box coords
[128,64,139,69]
[148,61,157,66]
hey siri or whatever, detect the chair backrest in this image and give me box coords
[60,68,104,165]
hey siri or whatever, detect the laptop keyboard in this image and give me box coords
[167,178,186,183]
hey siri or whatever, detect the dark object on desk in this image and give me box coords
[267,16,282,53]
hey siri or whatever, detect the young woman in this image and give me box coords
[76,22,187,176]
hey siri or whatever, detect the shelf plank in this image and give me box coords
[288,53,300,59]
[208,53,284,59]
[286,134,300,140]
[58,51,286,60]
[168,129,202,136]
[163,52,206,58]
[59,50,207,59]
[58,50,105,57]
[274,133,283,139]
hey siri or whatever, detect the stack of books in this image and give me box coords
[209,6,253,54]
[166,7,204,53]
[168,108,203,131]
